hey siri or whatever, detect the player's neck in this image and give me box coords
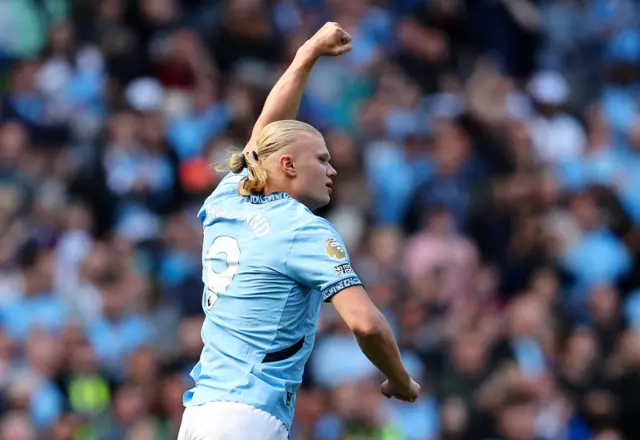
[263,181,297,200]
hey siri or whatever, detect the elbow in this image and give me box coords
[350,310,385,339]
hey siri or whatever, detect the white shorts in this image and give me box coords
[177,401,289,440]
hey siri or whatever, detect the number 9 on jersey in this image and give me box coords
[205,236,241,310]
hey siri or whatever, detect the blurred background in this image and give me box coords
[2,0,640,439]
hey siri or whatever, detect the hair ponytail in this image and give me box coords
[240,152,268,196]
[228,152,246,174]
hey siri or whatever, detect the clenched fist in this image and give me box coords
[381,377,421,403]
[305,22,352,57]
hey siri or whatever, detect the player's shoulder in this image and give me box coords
[262,196,336,235]
[197,171,246,221]
[295,213,339,236]
[214,171,247,198]
[289,212,348,258]
[245,193,342,246]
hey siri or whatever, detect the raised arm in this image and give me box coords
[243,22,352,154]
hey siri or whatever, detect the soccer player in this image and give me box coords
[178,22,420,440]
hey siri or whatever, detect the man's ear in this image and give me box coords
[279,154,296,178]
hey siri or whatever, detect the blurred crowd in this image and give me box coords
[2,0,640,439]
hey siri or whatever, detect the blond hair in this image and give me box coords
[226,120,322,196]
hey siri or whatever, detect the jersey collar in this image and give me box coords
[248,192,292,204]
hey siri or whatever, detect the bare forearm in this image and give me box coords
[354,312,411,386]
[243,45,318,153]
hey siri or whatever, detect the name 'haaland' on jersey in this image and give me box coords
[202,206,270,237]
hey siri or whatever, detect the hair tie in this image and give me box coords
[252,151,259,161]
[241,155,248,169]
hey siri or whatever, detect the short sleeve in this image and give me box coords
[286,220,362,302]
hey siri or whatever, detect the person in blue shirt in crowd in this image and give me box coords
[179,23,420,440]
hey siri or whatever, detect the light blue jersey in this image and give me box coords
[183,171,362,430]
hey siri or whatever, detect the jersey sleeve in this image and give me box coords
[286,220,362,302]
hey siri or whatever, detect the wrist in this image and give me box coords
[392,370,412,388]
[294,43,319,70]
